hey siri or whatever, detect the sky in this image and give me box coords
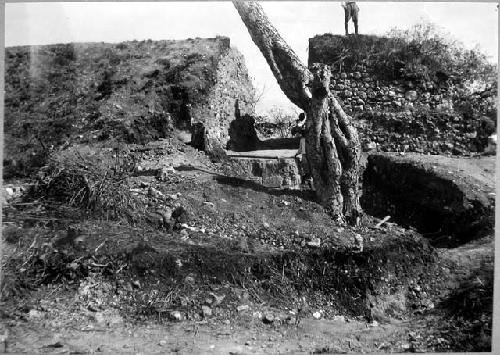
[5,1,499,114]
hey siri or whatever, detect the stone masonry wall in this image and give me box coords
[191,43,255,153]
[329,67,476,154]
[309,34,496,155]
[222,157,301,190]
[327,70,453,116]
[309,34,454,115]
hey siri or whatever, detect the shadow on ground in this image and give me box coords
[175,164,317,202]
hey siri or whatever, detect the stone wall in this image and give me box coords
[190,42,255,152]
[222,157,301,189]
[326,70,452,115]
[309,34,454,115]
[308,34,496,155]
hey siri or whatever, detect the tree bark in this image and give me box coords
[232,0,312,110]
[0,233,2,300]
[233,0,361,225]
[328,91,362,224]
[306,64,361,224]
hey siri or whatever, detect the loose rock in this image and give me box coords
[172,206,189,224]
[169,311,183,322]
[201,305,213,317]
[237,305,249,312]
[262,313,274,324]
[307,238,321,247]
[28,309,44,319]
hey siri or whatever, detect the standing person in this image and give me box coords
[293,113,312,187]
[477,116,497,154]
[292,113,306,157]
[342,1,359,35]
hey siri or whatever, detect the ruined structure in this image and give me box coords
[233,0,363,223]
[309,34,497,155]
[224,32,497,190]
[189,38,256,152]
[309,34,456,114]
[4,37,255,177]
[5,33,494,185]
[223,156,301,189]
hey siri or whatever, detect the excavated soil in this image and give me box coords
[1,138,495,353]
[362,152,495,247]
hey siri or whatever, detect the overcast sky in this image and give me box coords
[5,1,498,114]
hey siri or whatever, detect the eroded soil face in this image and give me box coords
[362,153,495,247]
[1,139,495,353]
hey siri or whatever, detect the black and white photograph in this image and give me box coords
[1,1,498,353]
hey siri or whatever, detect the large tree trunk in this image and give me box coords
[0,234,2,300]
[233,0,361,225]
[232,0,313,110]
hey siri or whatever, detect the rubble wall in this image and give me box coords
[222,157,301,190]
[309,35,455,115]
[191,46,256,152]
[309,34,497,155]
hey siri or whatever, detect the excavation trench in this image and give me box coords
[361,153,494,248]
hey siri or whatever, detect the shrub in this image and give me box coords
[256,106,298,138]
[316,22,496,86]
[385,22,496,85]
[36,146,141,220]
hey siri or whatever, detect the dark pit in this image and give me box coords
[361,153,494,248]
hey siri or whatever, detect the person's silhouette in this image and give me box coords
[342,1,359,35]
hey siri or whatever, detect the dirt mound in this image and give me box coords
[4,37,255,178]
[2,203,438,321]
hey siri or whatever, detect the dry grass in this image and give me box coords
[1,229,76,298]
[35,146,142,221]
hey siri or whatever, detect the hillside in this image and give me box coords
[4,37,255,178]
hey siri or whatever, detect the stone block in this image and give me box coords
[405,90,418,101]
[225,157,301,189]
[343,90,353,98]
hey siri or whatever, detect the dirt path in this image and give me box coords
[6,314,411,354]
